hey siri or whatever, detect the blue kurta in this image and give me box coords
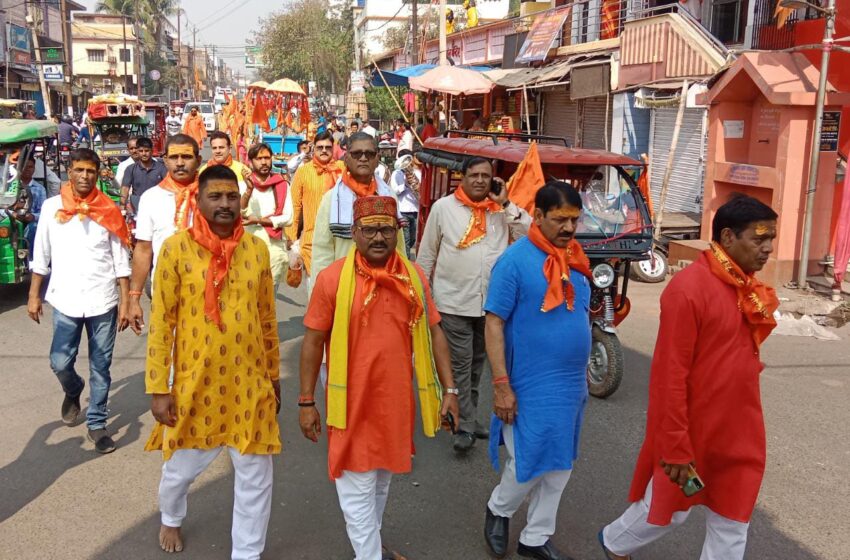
[485,237,592,483]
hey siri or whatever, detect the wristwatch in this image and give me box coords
[444,387,459,396]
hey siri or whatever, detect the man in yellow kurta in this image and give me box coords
[200,130,251,191]
[145,164,281,558]
[311,132,405,282]
[285,130,344,291]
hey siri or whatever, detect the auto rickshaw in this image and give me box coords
[144,102,168,157]
[417,131,654,398]
[0,119,58,284]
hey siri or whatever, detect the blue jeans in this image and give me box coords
[50,307,118,430]
[400,212,418,258]
[25,222,37,262]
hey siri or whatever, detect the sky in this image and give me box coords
[76,0,280,78]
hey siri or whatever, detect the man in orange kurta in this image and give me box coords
[600,195,780,560]
[298,196,459,560]
[182,107,207,148]
[285,130,344,290]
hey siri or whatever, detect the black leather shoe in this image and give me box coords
[87,428,116,454]
[484,507,509,558]
[517,539,574,560]
[453,430,476,451]
[61,385,83,426]
[474,426,490,439]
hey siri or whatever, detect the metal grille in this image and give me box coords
[543,89,578,146]
[582,94,614,150]
[649,106,706,215]
[752,0,797,49]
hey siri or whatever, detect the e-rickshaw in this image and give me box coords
[0,119,58,284]
[418,132,654,398]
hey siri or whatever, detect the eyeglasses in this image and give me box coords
[314,145,333,152]
[348,150,378,161]
[356,225,397,239]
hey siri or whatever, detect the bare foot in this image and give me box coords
[159,525,184,553]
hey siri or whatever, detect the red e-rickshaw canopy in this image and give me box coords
[423,137,643,167]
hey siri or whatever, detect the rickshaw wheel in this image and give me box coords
[587,325,624,398]
[631,247,668,284]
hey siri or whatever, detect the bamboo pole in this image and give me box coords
[371,60,423,145]
[653,80,688,242]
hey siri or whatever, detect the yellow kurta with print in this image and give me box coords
[144,230,281,461]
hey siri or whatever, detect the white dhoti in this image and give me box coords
[266,237,289,288]
[159,447,274,560]
[487,424,573,547]
[602,479,750,560]
[335,469,393,560]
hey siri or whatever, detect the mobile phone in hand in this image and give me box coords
[490,178,502,195]
[681,465,705,497]
[442,411,458,434]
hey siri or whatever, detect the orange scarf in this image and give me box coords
[313,159,344,190]
[527,223,592,312]
[354,250,423,329]
[454,187,503,249]
[705,242,778,349]
[206,153,233,168]
[188,213,245,330]
[158,174,199,230]
[341,170,377,198]
[55,183,131,246]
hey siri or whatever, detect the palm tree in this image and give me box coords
[94,0,136,17]
[146,0,180,59]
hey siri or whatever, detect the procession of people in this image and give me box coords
[20,114,782,560]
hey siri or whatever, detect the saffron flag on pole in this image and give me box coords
[506,141,546,213]
[251,93,271,133]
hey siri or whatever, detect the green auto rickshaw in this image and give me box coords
[0,119,58,284]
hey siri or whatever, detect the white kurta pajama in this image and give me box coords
[241,180,293,287]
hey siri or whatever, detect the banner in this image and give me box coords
[515,7,571,65]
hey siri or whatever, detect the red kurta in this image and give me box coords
[628,253,768,524]
[304,258,441,480]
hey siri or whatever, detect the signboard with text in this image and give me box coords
[820,111,840,152]
[8,23,29,52]
[38,47,65,65]
[515,7,571,64]
[43,65,64,82]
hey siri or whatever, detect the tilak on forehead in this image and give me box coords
[547,205,582,219]
[753,222,774,236]
[205,179,239,194]
[168,144,196,157]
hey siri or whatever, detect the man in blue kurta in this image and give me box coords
[483,181,592,560]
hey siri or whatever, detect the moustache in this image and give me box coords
[214,210,234,217]
[368,242,388,249]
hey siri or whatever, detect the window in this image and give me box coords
[119,49,131,62]
[87,49,105,62]
[710,0,747,44]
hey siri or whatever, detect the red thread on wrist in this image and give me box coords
[298,394,314,404]
[492,376,510,385]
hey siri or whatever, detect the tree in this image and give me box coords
[365,87,402,129]
[253,0,353,93]
[382,25,408,52]
[94,0,134,16]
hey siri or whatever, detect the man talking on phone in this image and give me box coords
[417,156,530,453]
[599,195,780,560]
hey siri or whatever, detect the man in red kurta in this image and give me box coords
[600,195,780,560]
[298,196,459,560]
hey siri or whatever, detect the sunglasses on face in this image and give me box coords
[314,144,333,152]
[356,225,397,239]
[348,150,378,161]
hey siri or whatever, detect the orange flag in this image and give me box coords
[251,93,271,132]
[506,141,546,213]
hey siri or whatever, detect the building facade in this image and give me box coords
[71,13,138,96]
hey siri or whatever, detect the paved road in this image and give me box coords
[0,275,847,560]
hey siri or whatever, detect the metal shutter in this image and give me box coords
[649,106,706,214]
[543,89,577,146]
[582,94,614,150]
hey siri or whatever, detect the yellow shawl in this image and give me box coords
[327,247,443,436]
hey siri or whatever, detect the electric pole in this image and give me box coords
[26,2,52,118]
[122,15,129,93]
[411,0,419,65]
[439,0,447,65]
[135,0,142,96]
[177,8,181,98]
[192,26,197,98]
[59,0,73,115]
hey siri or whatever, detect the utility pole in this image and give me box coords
[122,15,129,93]
[135,1,142,96]
[59,0,73,115]
[192,26,197,99]
[439,0,447,65]
[26,2,52,118]
[211,45,217,93]
[177,8,181,98]
[204,45,208,99]
[411,0,419,65]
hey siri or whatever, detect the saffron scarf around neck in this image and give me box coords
[527,223,592,312]
[341,169,377,198]
[206,153,234,168]
[158,174,199,230]
[312,159,344,190]
[454,187,503,249]
[705,242,778,349]
[187,213,245,330]
[327,247,443,436]
[250,173,288,240]
[56,183,131,246]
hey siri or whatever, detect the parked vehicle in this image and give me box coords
[144,102,168,157]
[0,119,58,285]
[418,132,654,398]
[182,102,216,132]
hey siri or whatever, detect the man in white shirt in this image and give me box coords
[114,137,140,186]
[417,156,531,452]
[242,141,293,288]
[128,134,202,332]
[361,122,377,138]
[27,148,132,454]
[286,140,310,177]
[396,122,414,156]
[165,109,182,137]
[390,149,422,258]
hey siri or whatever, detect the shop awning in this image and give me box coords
[484,59,573,90]
[371,64,492,88]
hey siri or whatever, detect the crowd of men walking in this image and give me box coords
[23,122,780,560]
